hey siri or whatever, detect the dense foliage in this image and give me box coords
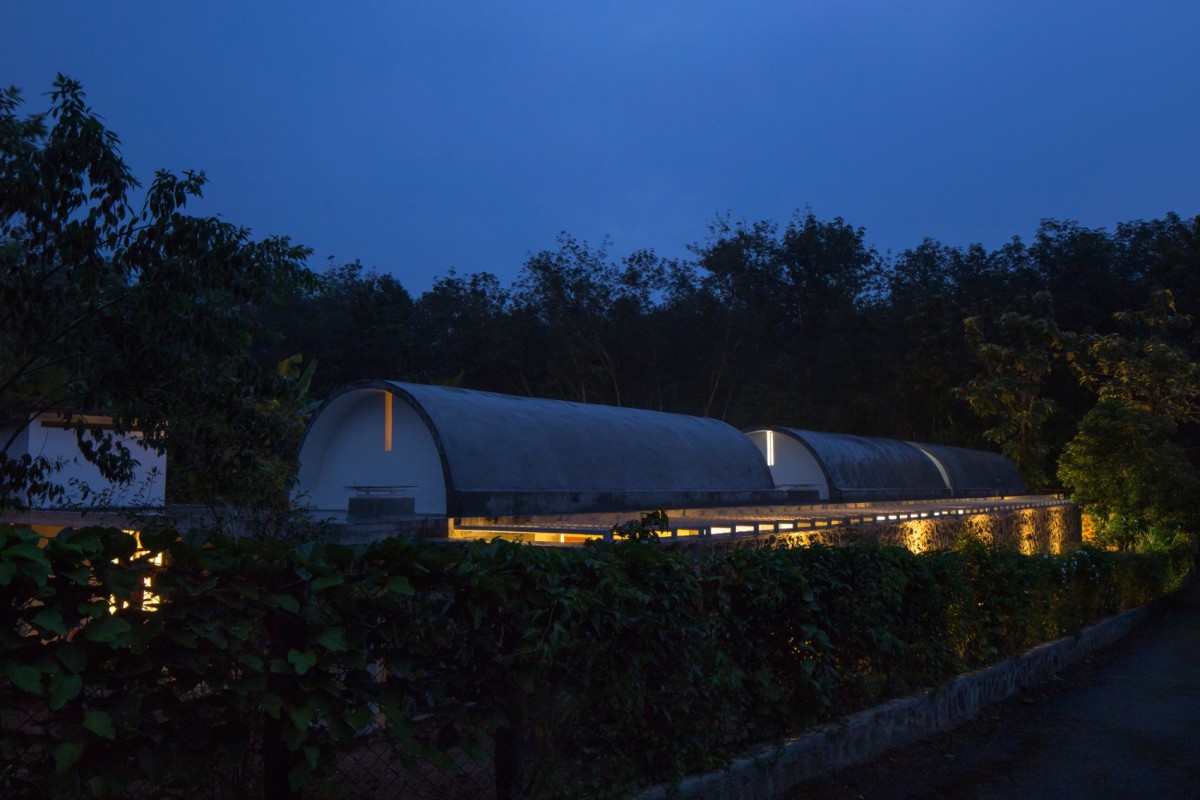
[2,525,1191,799]
[1,77,316,512]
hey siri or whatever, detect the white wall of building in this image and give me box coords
[745,429,830,499]
[3,415,166,507]
[295,388,446,517]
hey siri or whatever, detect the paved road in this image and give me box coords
[792,575,1200,799]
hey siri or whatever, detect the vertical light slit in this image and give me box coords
[384,392,393,452]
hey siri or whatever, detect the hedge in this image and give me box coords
[0,523,1192,798]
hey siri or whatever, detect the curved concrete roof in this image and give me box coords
[765,428,951,501]
[300,381,778,517]
[910,442,1026,497]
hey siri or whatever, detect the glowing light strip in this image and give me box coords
[384,392,393,452]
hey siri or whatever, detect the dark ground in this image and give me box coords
[789,576,1200,799]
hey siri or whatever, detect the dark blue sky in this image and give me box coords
[6,1,1198,292]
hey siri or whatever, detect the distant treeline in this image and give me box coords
[8,78,1196,545]
[262,212,1200,495]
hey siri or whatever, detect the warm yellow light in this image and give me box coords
[384,392,393,452]
[109,530,162,614]
[901,519,938,554]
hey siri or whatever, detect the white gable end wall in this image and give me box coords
[2,415,165,507]
[745,429,830,499]
[295,389,445,517]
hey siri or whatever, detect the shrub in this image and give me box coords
[1,524,1192,798]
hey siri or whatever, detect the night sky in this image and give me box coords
[6,1,1198,292]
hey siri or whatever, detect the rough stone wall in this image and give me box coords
[733,504,1082,555]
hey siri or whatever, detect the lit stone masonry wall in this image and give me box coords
[731,503,1081,555]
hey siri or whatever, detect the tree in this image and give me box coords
[1057,400,1198,550]
[1132,213,1200,320]
[413,268,514,390]
[1055,291,1200,549]
[688,212,882,428]
[1068,290,1200,425]
[511,234,669,405]
[1,76,316,512]
[1031,218,1139,334]
[957,293,1062,489]
[264,260,415,395]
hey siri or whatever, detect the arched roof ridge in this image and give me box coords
[301,381,778,517]
[909,441,1026,497]
[770,427,949,500]
[381,381,772,491]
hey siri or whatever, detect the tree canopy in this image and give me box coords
[1,76,316,511]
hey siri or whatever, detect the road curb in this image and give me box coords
[636,604,1151,800]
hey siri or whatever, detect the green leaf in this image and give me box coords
[288,763,310,791]
[61,566,92,585]
[311,575,344,592]
[275,593,301,614]
[32,608,69,637]
[49,673,83,710]
[84,710,116,739]
[55,641,88,672]
[286,702,315,731]
[316,627,348,652]
[54,741,84,776]
[139,527,177,551]
[281,721,306,751]
[345,705,372,732]
[5,542,51,565]
[287,649,317,676]
[0,561,16,585]
[83,615,132,643]
[261,693,283,719]
[8,664,43,696]
[226,619,252,641]
[77,599,110,619]
[386,575,415,596]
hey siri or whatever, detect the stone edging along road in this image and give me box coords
[636,604,1151,800]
